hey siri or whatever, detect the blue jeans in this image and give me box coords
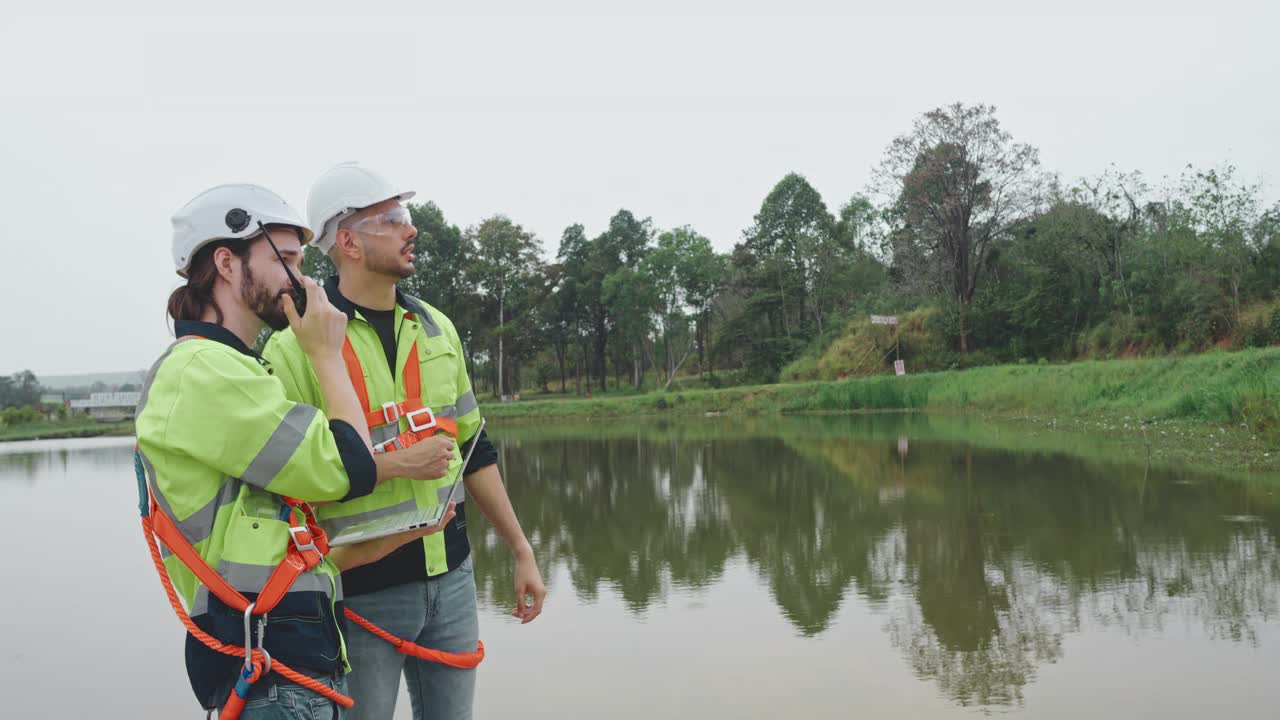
[232,673,348,720]
[343,554,480,720]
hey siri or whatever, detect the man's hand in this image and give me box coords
[283,276,348,360]
[329,504,456,571]
[377,434,456,483]
[511,548,546,624]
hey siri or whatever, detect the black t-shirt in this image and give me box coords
[355,304,399,374]
[340,300,498,597]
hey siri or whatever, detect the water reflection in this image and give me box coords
[0,436,135,485]
[472,415,1280,707]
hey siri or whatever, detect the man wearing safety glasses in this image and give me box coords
[263,162,545,720]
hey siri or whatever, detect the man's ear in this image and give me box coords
[212,245,239,284]
[335,228,362,263]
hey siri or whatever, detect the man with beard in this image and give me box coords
[263,163,545,720]
[137,183,458,718]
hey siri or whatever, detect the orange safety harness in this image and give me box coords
[342,333,458,455]
[337,325,486,665]
[138,331,480,719]
[139,448,352,718]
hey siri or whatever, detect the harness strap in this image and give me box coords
[342,334,460,451]
[344,607,485,668]
[147,492,326,616]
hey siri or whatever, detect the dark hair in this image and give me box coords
[167,239,252,325]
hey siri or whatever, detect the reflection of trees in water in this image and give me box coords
[863,440,1280,706]
[879,527,1069,706]
[1075,525,1280,645]
[711,437,897,635]
[0,442,135,485]
[469,421,1280,707]
[471,432,735,613]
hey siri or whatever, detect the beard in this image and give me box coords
[363,237,416,280]
[240,259,291,331]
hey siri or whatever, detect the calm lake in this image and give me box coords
[3,414,1278,718]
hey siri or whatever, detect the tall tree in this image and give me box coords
[875,103,1045,352]
[725,173,834,379]
[557,223,599,392]
[600,210,654,387]
[741,173,835,338]
[405,202,471,310]
[603,265,655,388]
[1071,168,1149,317]
[641,227,726,388]
[818,195,890,332]
[1179,164,1264,328]
[468,216,542,399]
[679,238,729,377]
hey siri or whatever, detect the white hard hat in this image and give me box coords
[170,184,313,278]
[307,162,416,254]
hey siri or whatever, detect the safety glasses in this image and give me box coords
[348,206,414,236]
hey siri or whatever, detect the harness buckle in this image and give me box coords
[288,525,318,554]
[405,407,437,433]
[381,401,401,425]
[372,436,404,455]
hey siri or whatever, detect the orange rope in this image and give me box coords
[344,607,485,668]
[142,516,354,709]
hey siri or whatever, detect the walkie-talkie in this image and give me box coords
[257,221,307,317]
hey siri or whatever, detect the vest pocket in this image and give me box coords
[417,337,458,409]
[223,511,290,566]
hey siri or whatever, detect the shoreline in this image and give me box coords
[8,349,1279,474]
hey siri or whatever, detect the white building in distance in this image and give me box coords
[70,392,141,423]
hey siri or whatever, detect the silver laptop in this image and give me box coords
[327,418,485,547]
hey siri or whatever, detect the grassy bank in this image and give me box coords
[8,349,1279,471]
[488,348,1280,426]
[483,348,1280,471]
[0,419,134,442]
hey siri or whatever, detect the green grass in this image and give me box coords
[491,349,1280,425]
[796,348,1280,432]
[481,348,1280,472]
[0,419,134,442]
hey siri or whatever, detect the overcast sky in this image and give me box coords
[3,0,1277,376]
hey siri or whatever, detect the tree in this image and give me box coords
[596,210,654,388]
[468,216,543,399]
[1179,164,1264,328]
[406,203,473,310]
[1070,167,1149,316]
[556,224,595,394]
[875,103,1045,352]
[602,265,655,388]
[640,227,726,388]
[538,262,574,393]
[724,173,835,379]
[301,244,335,280]
[0,370,41,412]
[677,236,730,377]
[820,195,890,329]
[741,173,835,338]
[971,202,1105,359]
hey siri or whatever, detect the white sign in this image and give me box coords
[894,360,906,376]
[870,315,899,326]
